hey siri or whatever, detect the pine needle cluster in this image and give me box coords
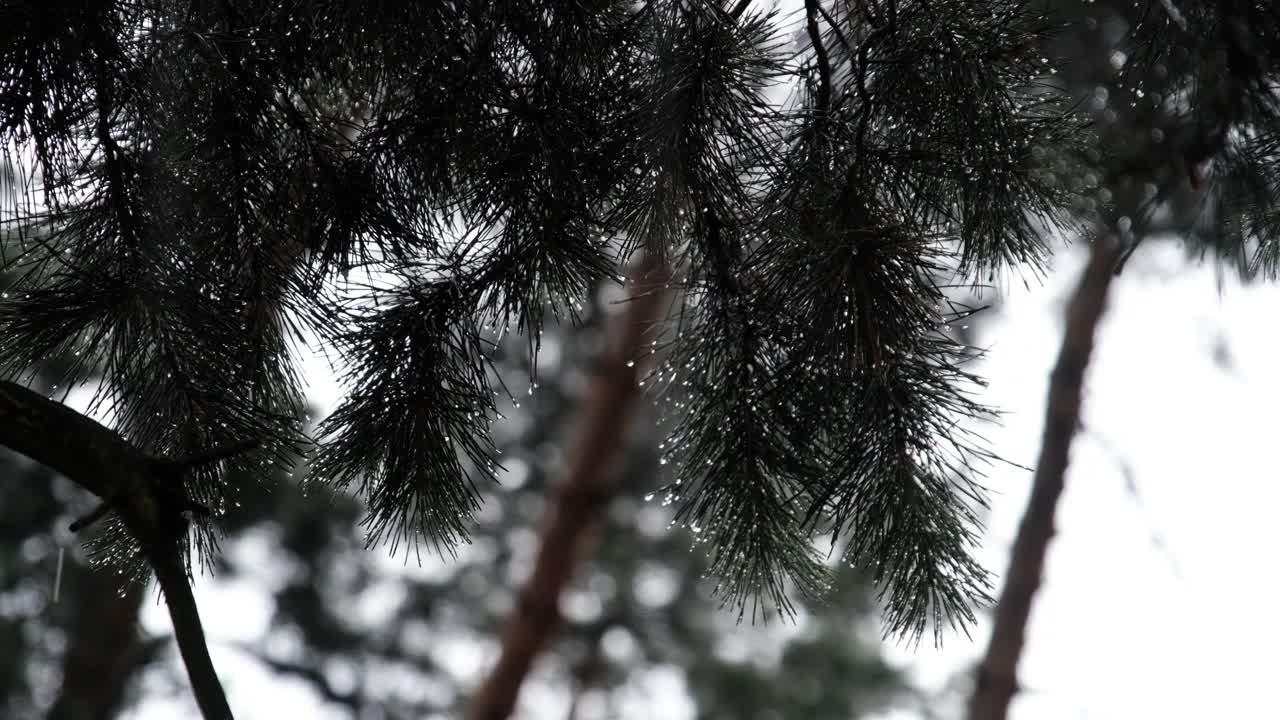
[4,0,1280,642]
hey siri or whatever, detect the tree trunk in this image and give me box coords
[467,260,668,720]
[46,569,148,720]
[967,240,1122,720]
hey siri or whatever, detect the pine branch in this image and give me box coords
[166,439,262,470]
[151,550,234,720]
[804,0,833,117]
[0,380,240,720]
[12,0,1275,673]
[69,499,115,532]
[966,238,1122,720]
[665,212,831,618]
[313,279,496,554]
[466,258,668,720]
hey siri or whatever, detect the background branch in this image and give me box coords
[466,259,669,720]
[234,645,361,709]
[966,239,1123,720]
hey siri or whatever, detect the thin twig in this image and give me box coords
[967,239,1122,720]
[816,3,856,57]
[1080,424,1184,580]
[167,438,260,469]
[237,645,361,708]
[69,499,115,532]
[804,0,833,118]
[466,258,669,720]
[728,0,753,20]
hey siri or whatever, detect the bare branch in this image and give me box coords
[166,438,260,470]
[151,552,234,720]
[69,500,115,532]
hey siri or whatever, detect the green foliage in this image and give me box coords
[313,282,496,554]
[4,0,1280,643]
[199,309,909,718]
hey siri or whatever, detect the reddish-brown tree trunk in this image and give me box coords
[967,241,1122,720]
[467,260,668,720]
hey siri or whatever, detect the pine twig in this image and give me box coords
[69,499,116,532]
[466,259,669,720]
[967,239,1122,720]
[804,0,833,117]
[167,438,260,469]
[728,0,753,20]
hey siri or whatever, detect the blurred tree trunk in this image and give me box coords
[46,566,148,720]
[468,259,668,720]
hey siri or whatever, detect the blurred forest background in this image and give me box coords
[0,278,921,719]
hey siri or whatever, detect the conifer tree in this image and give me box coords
[3,1,1278,719]
[0,303,910,719]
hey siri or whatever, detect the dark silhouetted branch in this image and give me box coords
[167,438,260,469]
[805,0,833,117]
[0,379,242,720]
[69,499,116,532]
[967,239,1122,720]
[466,259,669,720]
[238,645,362,708]
[152,551,234,720]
